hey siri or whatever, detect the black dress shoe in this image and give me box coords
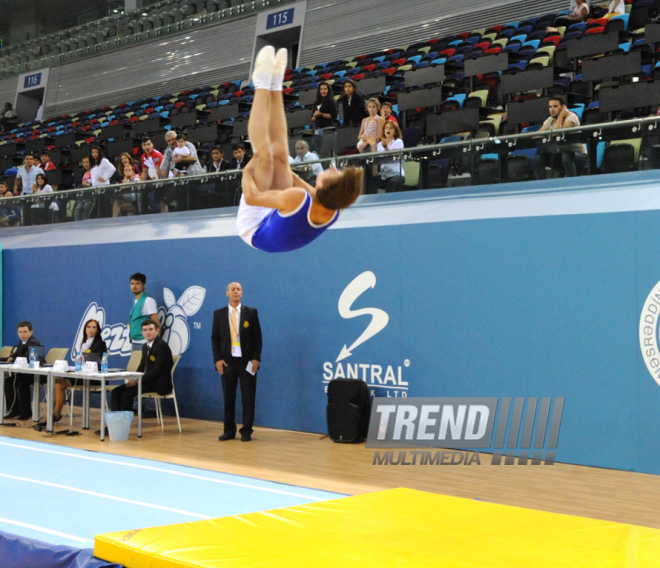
[241,433,252,442]
[218,433,235,441]
[94,428,110,436]
[4,410,20,419]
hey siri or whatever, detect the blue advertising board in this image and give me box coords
[4,172,660,474]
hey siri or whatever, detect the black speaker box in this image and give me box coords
[326,378,371,443]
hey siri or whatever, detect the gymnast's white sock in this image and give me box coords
[252,45,276,90]
[270,48,288,91]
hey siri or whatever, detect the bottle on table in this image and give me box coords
[74,350,82,373]
[29,347,36,368]
[101,352,108,374]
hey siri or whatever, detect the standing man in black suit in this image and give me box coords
[111,319,173,411]
[211,282,262,442]
[3,321,42,420]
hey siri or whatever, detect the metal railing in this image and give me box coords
[1,115,659,228]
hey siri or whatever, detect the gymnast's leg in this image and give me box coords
[247,46,276,192]
[269,49,294,190]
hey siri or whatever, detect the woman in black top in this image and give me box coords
[42,319,108,425]
[311,82,337,132]
[78,319,108,358]
[341,79,368,127]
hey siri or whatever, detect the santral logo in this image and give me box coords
[323,271,409,396]
[74,286,206,360]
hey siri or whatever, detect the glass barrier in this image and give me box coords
[2,115,659,229]
[0,0,297,77]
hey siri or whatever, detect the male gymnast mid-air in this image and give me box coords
[237,46,363,253]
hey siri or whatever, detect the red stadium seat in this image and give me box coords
[381,68,396,76]
[585,26,605,34]
[541,36,561,47]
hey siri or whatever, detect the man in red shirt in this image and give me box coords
[140,136,168,213]
[39,150,56,171]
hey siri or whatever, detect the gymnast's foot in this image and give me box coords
[252,45,276,89]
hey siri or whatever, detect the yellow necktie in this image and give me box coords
[230,308,238,345]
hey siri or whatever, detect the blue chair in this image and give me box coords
[504,21,520,30]
[414,61,430,69]
[610,14,629,31]
[522,39,540,50]
[619,42,631,52]
[430,58,447,65]
[407,55,422,64]
[510,34,527,44]
[588,101,600,109]
[597,141,606,169]
[569,105,584,121]
[447,94,467,107]
[521,125,542,133]
[373,56,386,63]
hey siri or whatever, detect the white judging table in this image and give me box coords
[0,364,52,428]
[50,370,144,441]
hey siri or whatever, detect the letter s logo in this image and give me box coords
[336,271,389,362]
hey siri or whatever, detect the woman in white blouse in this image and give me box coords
[89,145,116,187]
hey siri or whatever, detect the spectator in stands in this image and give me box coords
[230,143,251,169]
[341,79,367,127]
[555,0,589,26]
[89,146,116,187]
[380,102,398,125]
[112,152,141,184]
[358,98,384,152]
[160,130,203,178]
[311,82,338,133]
[112,163,140,217]
[593,0,624,18]
[0,186,20,227]
[1,102,16,128]
[35,99,43,122]
[30,173,58,224]
[140,137,164,181]
[74,156,94,221]
[291,140,323,185]
[534,95,587,180]
[366,121,405,193]
[140,136,168,213]
[209,146,232,172]
[14,152,43,196]
[172,133,191,176]
[39,150,56,172]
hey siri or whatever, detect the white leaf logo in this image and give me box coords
[336,271,389,362]
[163,288,176,309]
[177,286,206,317]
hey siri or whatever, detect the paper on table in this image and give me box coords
[246,361,256,375]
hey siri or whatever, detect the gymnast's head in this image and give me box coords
[314,166,363,210]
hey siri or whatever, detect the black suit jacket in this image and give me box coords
[137,336,173,395]
[229,155,252,170]
[341,92,368,127]
[211,305,262,365]
[10,335,41,360]
[209,160,232,172]
[80,336,108,356]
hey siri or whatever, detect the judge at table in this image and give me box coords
[111,319,173,411]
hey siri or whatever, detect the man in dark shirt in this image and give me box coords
[3,321,41,420]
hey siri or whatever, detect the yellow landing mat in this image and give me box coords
[94,487,660,568]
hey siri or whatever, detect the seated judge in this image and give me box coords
[111,319,173,411]
[45,319,108,426]
[3,321,41,420]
